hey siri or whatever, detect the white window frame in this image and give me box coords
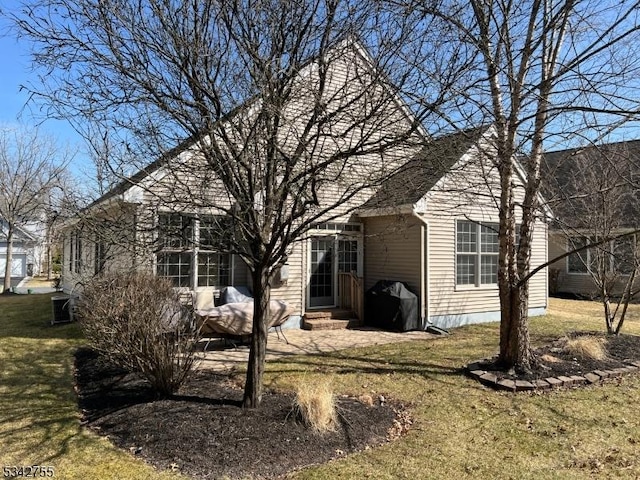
[455,220,500,288]
[155,212,233,289]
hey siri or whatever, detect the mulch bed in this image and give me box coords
[468,332,640,389]
[74,348,403,479]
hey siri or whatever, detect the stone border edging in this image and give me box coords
[465,359,640,392]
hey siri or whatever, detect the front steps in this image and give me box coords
[302,308,362,330]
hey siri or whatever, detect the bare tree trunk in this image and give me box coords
[499,282,533,371]
[46,223,53,280]
[242,266,271,409]
[603,292,614,335]
[3,224,14,293]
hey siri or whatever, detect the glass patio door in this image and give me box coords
[309,237,335,307]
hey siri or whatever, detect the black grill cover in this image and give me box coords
[365,280,422,332]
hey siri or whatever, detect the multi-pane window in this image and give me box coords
[157,252,192,288]
[615,237,637,275]
[158,213,193,249]
[337,239,358,274]
[156,212,231,288]
[568,236,638,275]
[197,253,231,287]
[74,233,82,274]
[456,221,499,286]
[94,241,106,275]
[567,237,590,273]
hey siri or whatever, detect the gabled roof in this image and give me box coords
[0,218,37,243]
[87,39,429,212]
[542,139,640,229]
[361,126,489,211]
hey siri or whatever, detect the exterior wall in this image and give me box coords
[61,204,138,293]
[547,232,599,295]
[363,214,422,306]
[547,231,640,297]
[414,137,548,329]
[0,240,28,278]
[422,212,547,329]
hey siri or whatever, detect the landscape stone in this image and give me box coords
[546,377,563,387]
[515,380,535,390]
[534,379,551,389]
[584,373,600,383]
[479,372,498,384]
[496,379,516,391]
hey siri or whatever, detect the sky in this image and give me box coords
[0,1,92,180]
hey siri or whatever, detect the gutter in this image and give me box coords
[412,211,430,328]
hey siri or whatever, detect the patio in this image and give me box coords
[197,327,438,371]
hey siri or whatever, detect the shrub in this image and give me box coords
[293,378,337,433]
[76,272,200,398]
[563,335,608,361]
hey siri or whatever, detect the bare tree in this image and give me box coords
[545,142,640,334]
[411,0,640,371]
[13,0,446,407]
[0,126,67,292]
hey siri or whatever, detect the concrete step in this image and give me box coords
[302,318,362,330]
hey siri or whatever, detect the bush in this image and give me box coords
[293,378,337,433]
[76,272,201,398]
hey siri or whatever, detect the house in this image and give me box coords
[0,218,46,283]
[544,140,640,297]
[60,44,548,329]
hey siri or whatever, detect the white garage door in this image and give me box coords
[0,254,26,278]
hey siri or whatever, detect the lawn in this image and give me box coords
[2,294,640,479]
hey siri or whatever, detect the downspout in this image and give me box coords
[412,212,430,328]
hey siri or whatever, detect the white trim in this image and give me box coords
[412,212,429,325]
[305,231,364,310]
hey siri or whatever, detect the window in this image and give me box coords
[456,221,499,286]
[567,237,596,274]
[158,213,193,249]
[74,233,82,274]
[94,241,106,275]
[156,212,231,288]
[198,253,231,287]
[615,236,637,275]
[157,252,192,287]
[68,235,73,273]
[312,222,361,232]
[568,236,638,275]
[338,239,358,274]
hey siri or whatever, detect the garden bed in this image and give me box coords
[74,348,405,479]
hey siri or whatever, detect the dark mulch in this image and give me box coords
[474,332,640,383]
[74,348,401,479]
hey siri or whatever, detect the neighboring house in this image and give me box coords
[0,218,46,281]
[544,140,640,297]
[60,46,549,329]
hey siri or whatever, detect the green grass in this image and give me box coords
[0,293,185,480]
[265,298,640,480]
[2,294,640,479]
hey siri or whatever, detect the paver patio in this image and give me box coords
[197,327,437,371]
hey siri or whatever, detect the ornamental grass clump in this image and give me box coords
[294,378,337,433]
[563,335,608,361]
[76,272,201,398]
